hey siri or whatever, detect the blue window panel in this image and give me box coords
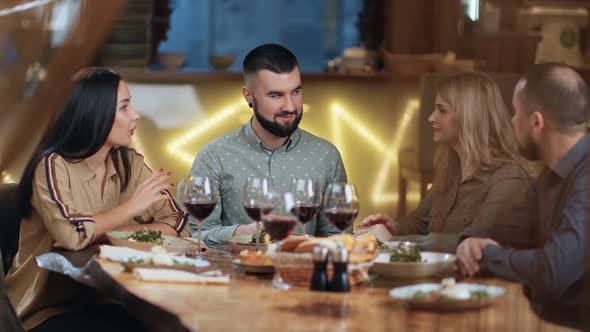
[157,0,362,72]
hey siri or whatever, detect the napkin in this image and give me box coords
[99,245,150,262]
[133,268,230,285]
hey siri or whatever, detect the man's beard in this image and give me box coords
[253,97,302,138]
[518,131,541,161]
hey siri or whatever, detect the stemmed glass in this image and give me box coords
[182,176,216,261]
[242,177,273,251]
[323,183,359,235]
[263,191,298,290]
[290,178,320,236]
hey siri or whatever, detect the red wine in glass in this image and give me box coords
[263,215,298,241]
[185,200,216,221]
[291,203,320,224]
[324,208,358,232]
[243,205,273,221]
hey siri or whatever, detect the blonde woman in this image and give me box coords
[359,72,532,253]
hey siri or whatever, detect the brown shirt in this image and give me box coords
[6,149,190,330]
[392,163,531,253]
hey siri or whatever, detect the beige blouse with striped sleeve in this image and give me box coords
[6,148,189,330]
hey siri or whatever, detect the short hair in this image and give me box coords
[242,44,299,82]
[522,63,590,131]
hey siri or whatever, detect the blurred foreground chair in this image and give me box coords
[0,183,20,274]
[397,72,520,216]
[0,249,25,332]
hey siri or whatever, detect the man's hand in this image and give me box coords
[357,214,396,235]
[456,238,499,277]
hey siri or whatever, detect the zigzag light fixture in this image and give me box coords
[330,99,419,204]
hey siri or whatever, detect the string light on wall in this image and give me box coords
[167,99,420,206]
[330,99,419,204]
[167,102,247,165]
[1,170,15,183]
[372,99,419,204]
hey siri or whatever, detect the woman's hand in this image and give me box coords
[357,213,396,235]
[124,169,173,216]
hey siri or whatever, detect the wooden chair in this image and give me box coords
[0,250,25,332]
[0,183,20,274]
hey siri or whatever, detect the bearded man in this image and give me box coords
[181,44,347,244]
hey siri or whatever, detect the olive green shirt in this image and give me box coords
[181,121,347,244]
[392,163,531,253]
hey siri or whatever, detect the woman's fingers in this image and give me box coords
[358,214,388,227]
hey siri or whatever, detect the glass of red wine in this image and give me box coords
[324,183,359,236]
[263,191,298,290]
[242,177,273,251]
[291,178,320,237]
[182,176,216,261]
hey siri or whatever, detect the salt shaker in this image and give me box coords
[329,247,350,292]
[310,246,329,291]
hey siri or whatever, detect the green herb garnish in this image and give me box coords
[250,229,266,244]
[125,257,145,264]
[469,290,490,300]
[126,228,164,244]
[389,243,421,262]
[172,259,193,266]
[377,239,388,250]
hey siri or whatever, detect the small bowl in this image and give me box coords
[157,52,186,70]
[209,55,235,71]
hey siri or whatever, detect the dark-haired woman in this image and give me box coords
[6,68,189,331]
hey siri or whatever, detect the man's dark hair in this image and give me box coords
[242,44,298,81]
[522,62,590,132]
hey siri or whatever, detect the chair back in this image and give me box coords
[0,250,25,332]
[0,183,20,274]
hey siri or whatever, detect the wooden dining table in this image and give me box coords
[50,246,575,332]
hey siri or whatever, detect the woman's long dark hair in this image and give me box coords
[17,67,132,219]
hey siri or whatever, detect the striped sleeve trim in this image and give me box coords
[45,153,95,231]
[162,189,189,234]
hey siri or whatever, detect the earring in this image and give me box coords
[248,102,253,108]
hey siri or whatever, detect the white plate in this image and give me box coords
[371,252,456,278]
[389,283,505,310]
[232,259,274,274]
[107,231,198,255]
[383,241,401,248]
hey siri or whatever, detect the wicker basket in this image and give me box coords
[268,250,374,287]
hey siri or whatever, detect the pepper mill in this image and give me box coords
[310,246,329,291]
[329,247,350,292]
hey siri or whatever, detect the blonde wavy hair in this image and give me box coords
[432,72,531,192]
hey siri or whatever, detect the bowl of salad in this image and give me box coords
[371,242,456,278]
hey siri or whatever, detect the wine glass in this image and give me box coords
[323,183,359,235]
[263,191,298,290]
[182,176,216,261]
[242,177,273,251]
[291,178,320,236]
